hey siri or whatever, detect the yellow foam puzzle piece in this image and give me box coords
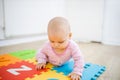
[25,70,70,80]
[26,58,54,69]
[26,57,37,64]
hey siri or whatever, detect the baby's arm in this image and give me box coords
[36,49,47,70]
[69,45,84,80]
[72,51,84,75]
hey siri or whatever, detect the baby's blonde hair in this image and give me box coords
[47,17,71,35]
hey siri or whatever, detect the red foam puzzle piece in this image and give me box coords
[0,61,49,80]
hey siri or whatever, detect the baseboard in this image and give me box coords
[0,35,47,47]
[102,41,120,46]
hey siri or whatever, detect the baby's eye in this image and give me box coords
[50,41,54,43]
[58,41,64,44]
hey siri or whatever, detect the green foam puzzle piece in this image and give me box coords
[10,50,36,60]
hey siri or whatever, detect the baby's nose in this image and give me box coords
[54,43,59,47]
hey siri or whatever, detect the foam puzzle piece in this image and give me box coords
[0,54,22,67]
[0,50,106,80]
[52,60,106,80]
[0,61,49,80]
[10,50,36,60]
[82,63,106,80]
[26,58,54,69]
[47,78,59,80]
[26,57,37,65]
[45,63,54,69]
[51,60,74,75]
[25,70,70,80]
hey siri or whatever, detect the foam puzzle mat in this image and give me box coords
[0,50,106,80]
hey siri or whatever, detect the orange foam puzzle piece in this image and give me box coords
[0,54,22,67]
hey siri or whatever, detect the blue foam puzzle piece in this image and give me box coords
[47,78,59,80]
[82,63,106,80]
[52,60,106,80]
[52,59,74,75]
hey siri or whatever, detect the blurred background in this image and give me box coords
[0,0,120,46]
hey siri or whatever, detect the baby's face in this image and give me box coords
[47,17,71,51]
[48,32,70,51]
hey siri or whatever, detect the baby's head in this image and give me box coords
[47,17,72,50]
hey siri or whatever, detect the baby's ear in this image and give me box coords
[69,33,72,38]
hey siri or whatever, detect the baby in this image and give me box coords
[36,17,84,80]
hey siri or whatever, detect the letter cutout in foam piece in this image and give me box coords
[7,65,32,75]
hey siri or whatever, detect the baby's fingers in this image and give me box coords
[36,64,44,70]
[42,64,46,68]
[68,73,72,77]
[68,73,80,80]
[36,65,41,70]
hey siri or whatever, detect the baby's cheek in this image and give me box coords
[50,44,54,48]
[62,43,68,48]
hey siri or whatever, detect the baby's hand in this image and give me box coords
[68,72,81,80]
[36,63,46,70]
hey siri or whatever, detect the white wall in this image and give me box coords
[65,0,104,42]
[1,0,120,46]
[4,0,104,42]
[4,0,66,38]
[102,0,120,45]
